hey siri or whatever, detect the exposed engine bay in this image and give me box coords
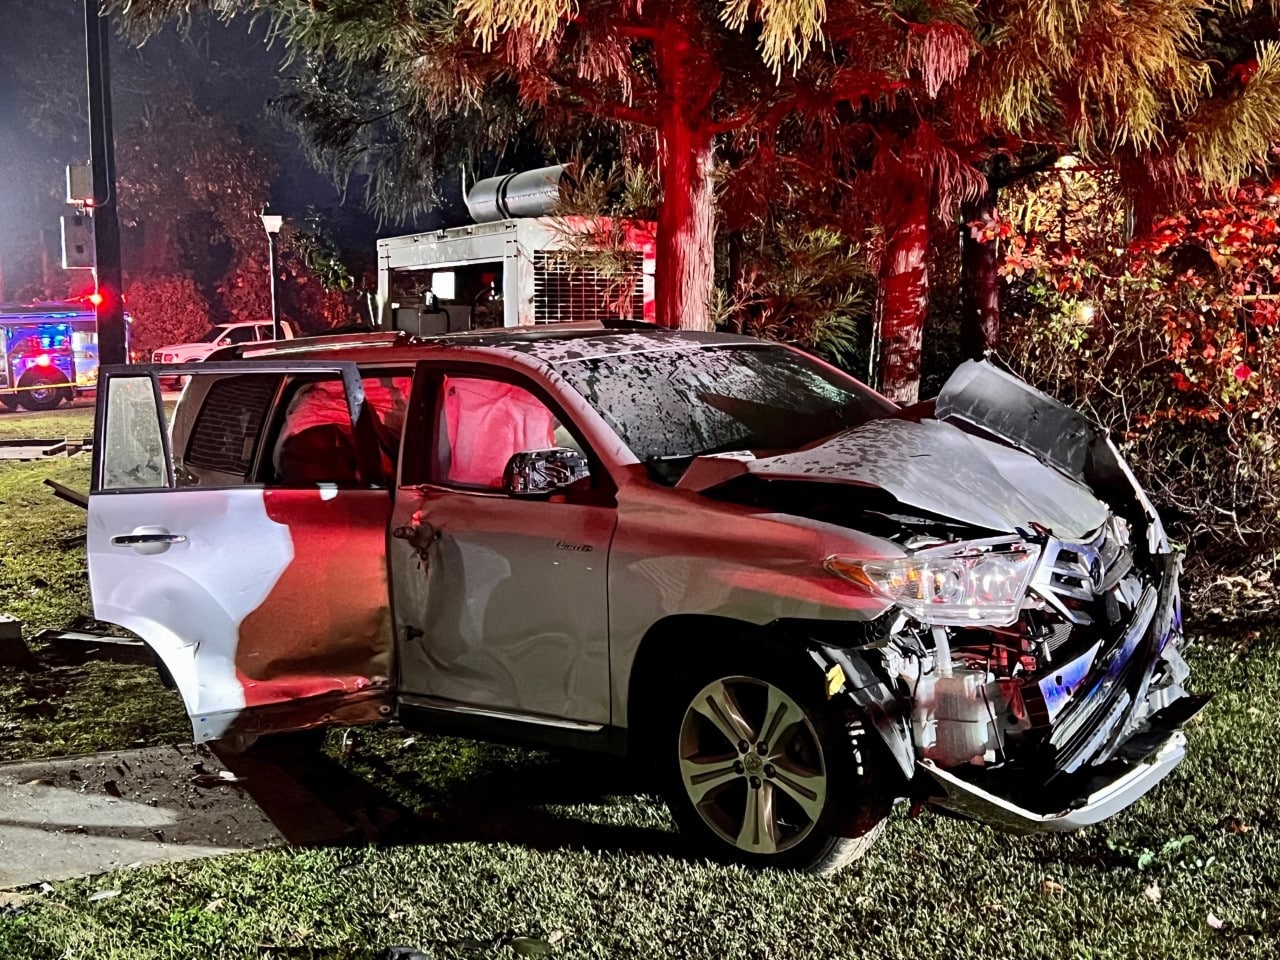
[877,516,1188,775]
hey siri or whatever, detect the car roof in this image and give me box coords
[220,325,768,368]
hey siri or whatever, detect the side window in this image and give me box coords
[178,374,280,485]
[100,376,167,490]
[431,375,563,490]
[225,326,258,345]
[266,372,412,487]
[255,325,276,341]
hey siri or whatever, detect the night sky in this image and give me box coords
[0,0,459,301]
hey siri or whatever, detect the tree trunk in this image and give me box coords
[654,14,717,331]
[878,184,930,404]
[960,183,1000,359]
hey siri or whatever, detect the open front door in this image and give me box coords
[87,361,400,743]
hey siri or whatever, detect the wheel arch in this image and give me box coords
[625,613,916,786]
[625,614,758,747]
[17,366,71,386]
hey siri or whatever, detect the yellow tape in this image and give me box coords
[2,378,97,394]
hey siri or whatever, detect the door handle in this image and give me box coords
[112,533,187,546]
[112,527,187,555]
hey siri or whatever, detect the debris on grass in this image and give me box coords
[382,948,430,960]
[509,935,554,957]
[0,616,35,669]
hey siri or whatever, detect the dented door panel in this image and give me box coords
[390,486,614,723]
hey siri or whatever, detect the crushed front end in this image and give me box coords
[878,521,1199,832]
[818,361,1205,832]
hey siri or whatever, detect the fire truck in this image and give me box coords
[377,165,656,335]
[0,300,127,411]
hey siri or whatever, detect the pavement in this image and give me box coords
[0,744,286,888]
[0,739,411,889]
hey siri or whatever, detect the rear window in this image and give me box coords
[182,375,280,479]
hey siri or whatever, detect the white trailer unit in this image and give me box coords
[376,166,656,335]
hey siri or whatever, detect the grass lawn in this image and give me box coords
[0,445,190,762]
[0,405,96,442]
[0,409,1277,959]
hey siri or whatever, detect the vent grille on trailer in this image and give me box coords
[532,250,644,324]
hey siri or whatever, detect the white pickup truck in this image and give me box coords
[151,320,296,363]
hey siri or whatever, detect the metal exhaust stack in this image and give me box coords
[465,164,572,223]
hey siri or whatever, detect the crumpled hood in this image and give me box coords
[678,417,1109,541]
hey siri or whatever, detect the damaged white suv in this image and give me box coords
[87,328,1203,873]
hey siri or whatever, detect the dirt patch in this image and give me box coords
[0,744,288,888]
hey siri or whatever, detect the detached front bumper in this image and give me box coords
[919,731,1186,833]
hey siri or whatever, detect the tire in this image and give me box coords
[17,372,69,411]
[651,638,891,874]
[0,395,18,412]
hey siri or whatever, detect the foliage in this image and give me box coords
[115,84,363,333]
[290,217,361,293]
[105,0,1280,397]
[998,169,1280,585]
[117,89,275,274]
[712,225,876,369]
[122,273,212,358]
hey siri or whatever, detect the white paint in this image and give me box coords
[88,489,294,740]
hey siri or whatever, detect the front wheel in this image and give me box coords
[17,372,69,411]
[658,646,890,874]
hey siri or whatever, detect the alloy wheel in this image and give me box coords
[677,676,827,855]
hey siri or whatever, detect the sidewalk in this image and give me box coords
[0,743,284,888]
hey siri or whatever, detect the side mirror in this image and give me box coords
[504,447,591,496]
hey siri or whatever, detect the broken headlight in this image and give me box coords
[826,537,1041,627]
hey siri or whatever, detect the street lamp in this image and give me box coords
[260,210,284,340]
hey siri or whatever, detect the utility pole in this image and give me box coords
[85,0,127,365]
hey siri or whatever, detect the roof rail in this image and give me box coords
[234,330,406,358]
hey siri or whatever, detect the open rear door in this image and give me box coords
[87,361,397,743]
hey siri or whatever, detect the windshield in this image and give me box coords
[557,344,895,472]
[197,326,230,343]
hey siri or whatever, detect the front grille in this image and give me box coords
[1033,516,1134,624]
[532,250,645,325]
